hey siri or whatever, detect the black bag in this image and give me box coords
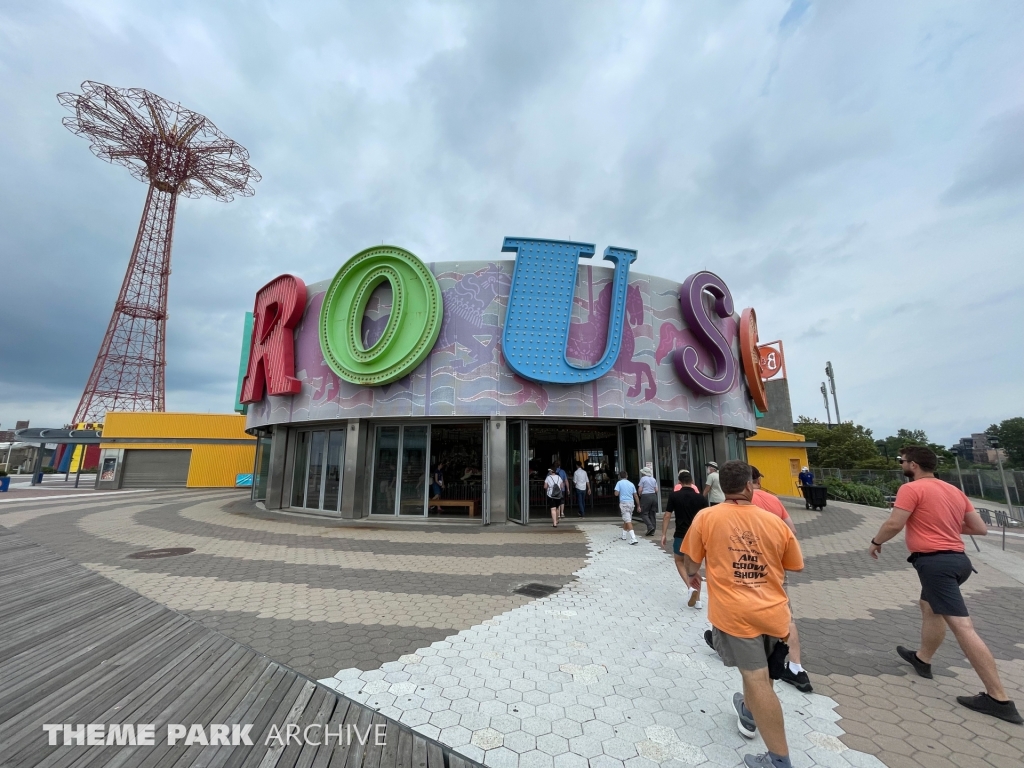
[548,478,562,500]
[764,636,790,680]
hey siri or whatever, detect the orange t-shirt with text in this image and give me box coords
[894,478,973,554]
[682,501,804,639]
[752,489,791,521]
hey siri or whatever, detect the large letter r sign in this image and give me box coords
[240,274,307,404]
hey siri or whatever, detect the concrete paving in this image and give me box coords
[2,488,1021,768]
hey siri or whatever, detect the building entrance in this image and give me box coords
[517,423,640,522]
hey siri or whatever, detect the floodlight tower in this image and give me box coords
[58,81,260,423]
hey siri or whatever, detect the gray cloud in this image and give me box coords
[1,0,1022,445]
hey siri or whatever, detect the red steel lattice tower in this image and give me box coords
[58,81,260,423]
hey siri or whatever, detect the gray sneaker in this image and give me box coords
[744,754,791,768]
[733,692,756,738]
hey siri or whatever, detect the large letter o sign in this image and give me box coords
[320,246,443,385]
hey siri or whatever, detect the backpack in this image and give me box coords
[548,476,562,499]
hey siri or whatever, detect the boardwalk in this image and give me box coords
[0,526,481,768]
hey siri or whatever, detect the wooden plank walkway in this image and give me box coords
[0,527,483,768]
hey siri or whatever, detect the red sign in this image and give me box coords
[240,274,308,403]
[758,341,786,381]
[739,308,769,413]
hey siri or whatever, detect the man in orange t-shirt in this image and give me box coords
[682,461,804,768]
[869,446,1021,725]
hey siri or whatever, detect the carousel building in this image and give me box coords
[241,238,767,524]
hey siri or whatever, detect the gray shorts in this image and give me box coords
[712,628,781,671]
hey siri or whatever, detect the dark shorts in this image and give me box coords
[672,537,684,556]
[711,628,781,671]
[911,551,975,617]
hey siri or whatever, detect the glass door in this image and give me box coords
[370,425,430,516]
[508,420,525,524]
[289,428,346,515]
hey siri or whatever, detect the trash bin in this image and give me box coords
[801,485,827,511]
[34,472,44,484]
[0,476,9,492]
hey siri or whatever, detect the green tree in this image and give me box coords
[986,417,1024,468]
[794,417,880,469]
[876,428,954,469]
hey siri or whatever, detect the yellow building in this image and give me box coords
[745,426,812,499]
[96,413,255,489]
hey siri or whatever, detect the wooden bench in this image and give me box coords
[429,499,477,517]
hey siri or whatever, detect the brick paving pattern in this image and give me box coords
[2,488,1021,767]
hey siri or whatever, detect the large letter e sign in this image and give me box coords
[240,274,308,403]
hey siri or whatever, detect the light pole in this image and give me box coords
[989,437,1016,550]
[820,383,832,428]
[825,361,841,424]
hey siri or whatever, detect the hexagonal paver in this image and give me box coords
[471,727,504,750]
[485,747,520,768]
[536,733,569,756]
[503,730,538,754]
[438,725,472,748]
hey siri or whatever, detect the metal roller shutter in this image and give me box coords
[121,449,191,488]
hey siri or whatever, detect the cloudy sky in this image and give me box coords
[1,0,1021,445]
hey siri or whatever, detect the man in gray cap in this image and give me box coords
[638,466,659,535]
[704,461,726,504]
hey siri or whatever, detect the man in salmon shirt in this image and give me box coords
[682,461,804,768]
[869,445,1021,724]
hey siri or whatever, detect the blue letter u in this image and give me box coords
[501,237,636,384]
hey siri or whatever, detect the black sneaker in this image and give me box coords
[897,645,933,679]
[704,629,715,651]
[957,693,1024,724]
[780,665,813,693]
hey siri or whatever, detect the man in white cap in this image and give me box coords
[704,461,726,504]
[638,466,659,535]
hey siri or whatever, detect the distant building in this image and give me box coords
[956,433,1007,465]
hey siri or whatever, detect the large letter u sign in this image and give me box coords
[501,237,636,384]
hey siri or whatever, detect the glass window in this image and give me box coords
[322,429,345,512]
[372,427,400,515]
[291,431,310,508]
[305,431,326,508]
[400,426,428,515]
[253,431,272,502]
[429,424,484,518]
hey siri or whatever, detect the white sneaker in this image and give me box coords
[694,601,703,609]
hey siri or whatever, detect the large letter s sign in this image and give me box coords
[674,271,736,396]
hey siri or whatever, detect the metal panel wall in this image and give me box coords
[121,449,191,488]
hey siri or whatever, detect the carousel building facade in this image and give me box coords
[241,238,767,524]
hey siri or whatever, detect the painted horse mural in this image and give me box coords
[434,263,511,375]
[568,282,656,401]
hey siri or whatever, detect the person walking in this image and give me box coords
[703,461,725,503]
[797,467,814,488]
[869,446,1022,724]
[660,469,709,608]
[750,467,812,694]
[554,460,569,518]
[544,467,564,528]
[614,470,640,545]
[573,461,591,517]
[638,466,659,536]
[681,460,804,768]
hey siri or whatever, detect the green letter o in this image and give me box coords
[320,246,443,385]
